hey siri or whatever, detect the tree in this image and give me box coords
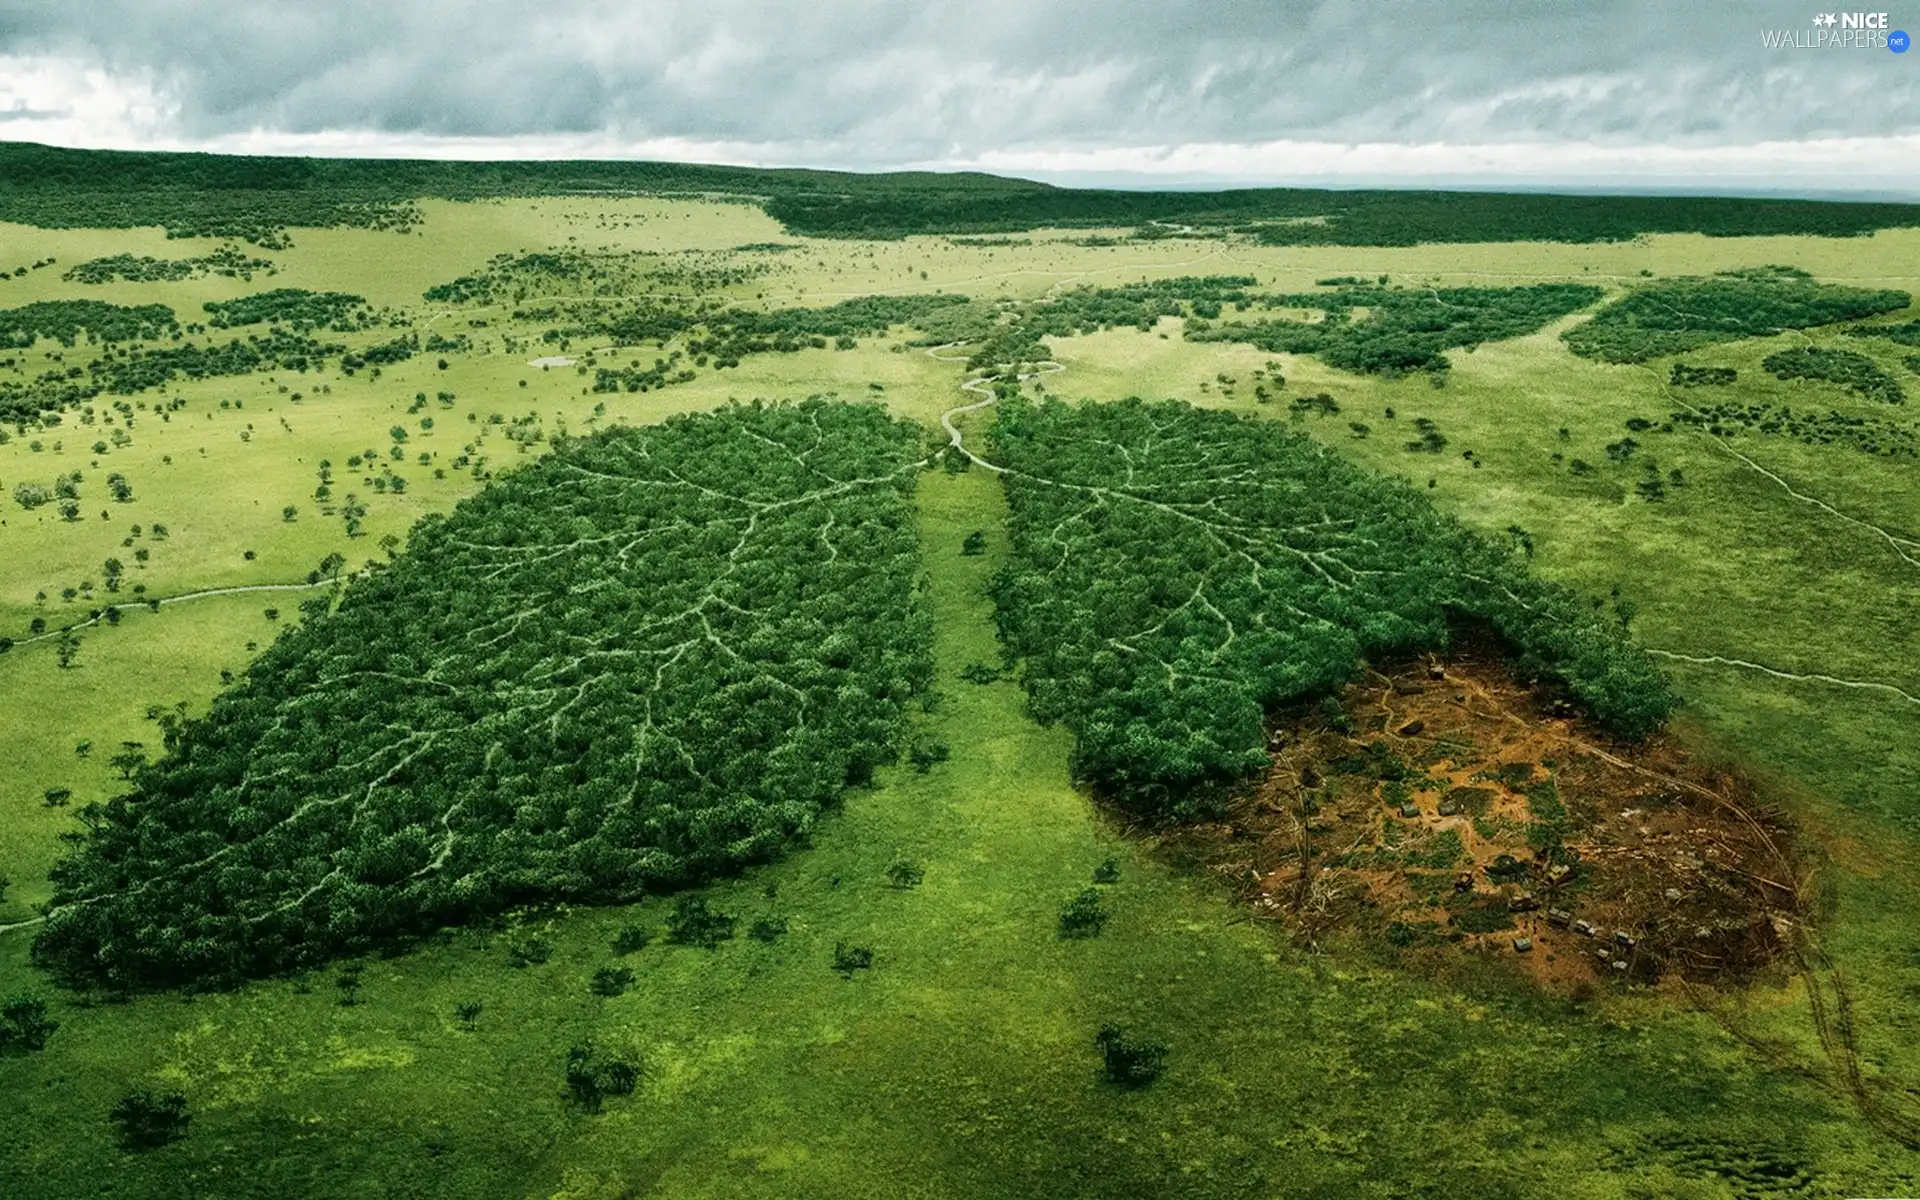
[455,1001,482,1030]
[106,472,133,502]
[0,995,59,1055]
[961,530,987,556]
[282,505,298,522]
[108,742,146,780]
[611,925,652,954]
[111,1089,190,1151]
[885,859,924,888]
[564,1042,639,1113]
[54,630,80,669]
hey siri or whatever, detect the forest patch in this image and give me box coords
[33,399,935,992]
[1190,282,1603,375]
[988,397,1675,821]
[1561,267,1910,363]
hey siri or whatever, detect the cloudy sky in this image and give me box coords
[1,0,1917,193]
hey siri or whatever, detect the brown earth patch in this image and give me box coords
[1152,629,1805,995]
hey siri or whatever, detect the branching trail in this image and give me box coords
[1633,345,1920,571]
[1645,648,1920,707]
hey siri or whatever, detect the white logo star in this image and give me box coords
[1814,12,1837,25]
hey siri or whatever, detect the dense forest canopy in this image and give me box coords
[987,397,1676,815]
[62,245,277,285]
[0,300,178,348]
[201,288,369,330]
[32,400,934,991]
[1761,346,1907,405]
[6,141,1920,246]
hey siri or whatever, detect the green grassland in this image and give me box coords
[3,194,1920,1197]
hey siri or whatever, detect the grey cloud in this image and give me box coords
[2,0,1916,164]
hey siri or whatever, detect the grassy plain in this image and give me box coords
[3,200,1920,1196]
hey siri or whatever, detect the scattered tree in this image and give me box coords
[110,1089,190,1151]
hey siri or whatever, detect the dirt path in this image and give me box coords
[928,344,1063,471]
[12,579,338,649]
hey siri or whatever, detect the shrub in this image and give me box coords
[665,897,735,949]
[832,942,874,975]
[564,1043,640,1113]
[110,1089,190,1151]
[1094,1024,1167,1087]
[0,995,59,1055]
[1058,888,1109,939]
[506,938,553,968]
[589,966,635,997]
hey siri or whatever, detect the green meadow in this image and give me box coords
[3,196,1920,1197]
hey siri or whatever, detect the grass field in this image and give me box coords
[3,199,1920,1197]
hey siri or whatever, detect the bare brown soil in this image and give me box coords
[1154,632,1805,994]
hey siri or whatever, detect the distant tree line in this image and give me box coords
[8,142,1920,246]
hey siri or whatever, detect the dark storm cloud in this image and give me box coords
[1,0,1915,166]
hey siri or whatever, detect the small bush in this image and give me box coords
[611,925,652,954]
[110,1089,190,1151]
[665,896,735,948]
[0,995,59,1054]
[886,859,925,889]
[589,966,635,997]
[748,916,788,943]
[564,1042,640,1113]
[1058,888,1109,938]
[833,942,874,975]
[1092,857,1121,885]
[1094,1024,1167,1088]
[506,937,553,968]
[908,739,950,773]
